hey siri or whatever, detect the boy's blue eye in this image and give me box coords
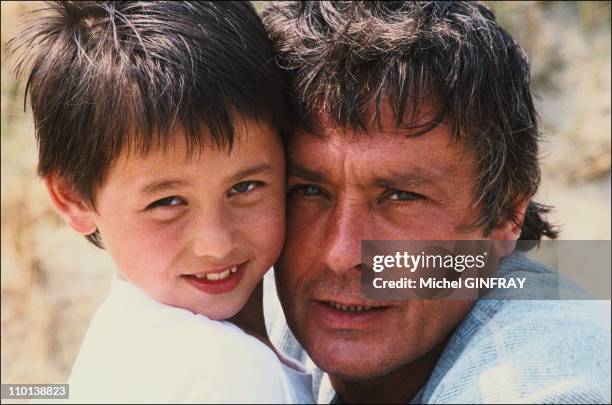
[147,196,184,209]
[228,181,263,196]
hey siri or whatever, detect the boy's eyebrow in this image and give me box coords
[139,164,275,196]
[231,163,276,180]
[140,180,189,196]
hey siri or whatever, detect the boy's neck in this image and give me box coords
[229,280,268,341]
[229,281,302,371]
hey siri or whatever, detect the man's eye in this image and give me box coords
[387,190,423,201]
[147,196,184,209]
[290,184,323,197]
[228,181,263,196]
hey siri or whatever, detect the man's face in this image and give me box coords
[276,108,502,380]
[92,119,285,320]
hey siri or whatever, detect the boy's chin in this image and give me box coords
[185,301,243,321]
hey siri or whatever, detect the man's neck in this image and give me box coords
[228,281,269,341]
[330,336,450,404]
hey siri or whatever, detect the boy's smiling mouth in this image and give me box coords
[181,262,248,295]
[192,266,239,281]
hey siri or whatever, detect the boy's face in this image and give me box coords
[91,120,285,319]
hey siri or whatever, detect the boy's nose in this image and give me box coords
[191,215,235,259]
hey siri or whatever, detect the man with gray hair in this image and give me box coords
[262,2,610,403]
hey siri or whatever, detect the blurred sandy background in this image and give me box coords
[1,1,610,385]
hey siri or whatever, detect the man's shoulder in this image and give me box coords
[464,251,609,335]
[424,300,610,403]
[422,270,611,404]
[459,298,609,365]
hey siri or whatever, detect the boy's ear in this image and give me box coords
[489,197,530,257]
[44,176,98,235]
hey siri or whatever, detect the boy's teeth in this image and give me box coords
[216,269,231,280]
[193,267,236,281]
[328,302,373,312]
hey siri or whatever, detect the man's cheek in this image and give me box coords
[287,198,325,225]
[286,207,325,247]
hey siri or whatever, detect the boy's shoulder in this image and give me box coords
[81,275,278,359]
[68,276,289,403]
[87,275,239,338]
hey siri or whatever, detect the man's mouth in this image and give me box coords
[312,300,391,329]
[326,301,374,312]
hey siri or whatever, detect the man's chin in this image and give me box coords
[305,336,408,381]
[318,355,407,382]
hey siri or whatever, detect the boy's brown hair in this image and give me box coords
[9,1,291,247]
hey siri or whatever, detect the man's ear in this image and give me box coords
[488,197,530,257]
[44,176,98,235]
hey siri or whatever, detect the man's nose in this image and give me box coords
[322,199,366,274]
[192,210,235,259]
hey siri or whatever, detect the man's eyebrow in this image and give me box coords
[371,168,444,189]
[287,163,327,182]
[140,180,188,196]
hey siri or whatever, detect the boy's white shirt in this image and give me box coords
[67,274,314,404]
[263,270,333,404]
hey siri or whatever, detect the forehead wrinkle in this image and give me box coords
[331,136,443,192]
[291,124,462,191]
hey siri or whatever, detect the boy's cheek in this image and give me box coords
[101,216,183,268]
[137,217,186,250]
[237,199,286,261]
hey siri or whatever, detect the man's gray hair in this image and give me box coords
[262,1,558,239]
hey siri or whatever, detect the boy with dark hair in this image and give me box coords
[10,1,313,402]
